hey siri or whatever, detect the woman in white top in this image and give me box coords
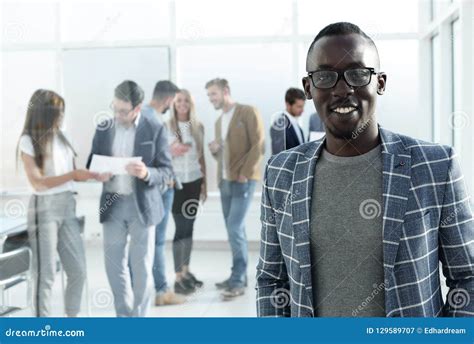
[17,89,97,317]
[167,89,207,295]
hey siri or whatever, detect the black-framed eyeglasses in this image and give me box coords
[307,67,378,89]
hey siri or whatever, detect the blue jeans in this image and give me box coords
[152,187,174,295]
[219,179,256,288]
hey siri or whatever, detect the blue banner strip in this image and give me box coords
[0,318,472,344]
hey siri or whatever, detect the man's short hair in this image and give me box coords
[307,22,379,64]
[152,80,179,100]
[285,88,306,105]
[114,80,144,108]
[205,78,230,92]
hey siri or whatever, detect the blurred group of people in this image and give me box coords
[19,77,314,317]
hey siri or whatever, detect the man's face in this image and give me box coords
[206,85,225,110]
[302,34,386,139]
[286,99,305,117]
[111,97,140,126]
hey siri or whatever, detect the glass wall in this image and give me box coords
[2,0,421,193]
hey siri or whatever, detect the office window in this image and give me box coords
[375,40,422,139]
[1,1,57,44]
[60,0,170,42]
[431,34,442,143]
[1,51,58,190]
[176,0,292,38]
[298,0,418,35]
[451,18,463,151]
[431,0,452,20]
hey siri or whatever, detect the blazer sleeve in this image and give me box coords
[145,124,174,187]
[256,158,291,317]
[439,147,474,317]
[240,107,264,179]
[86,128,101,169]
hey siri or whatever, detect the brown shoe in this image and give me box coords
[155,290,186,306]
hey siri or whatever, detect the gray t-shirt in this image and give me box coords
[310,144,385,317]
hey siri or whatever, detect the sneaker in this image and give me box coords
[186,272,203,288]
[174,279,196,295]
[155,290,186,306]
[215,278,230,290]
[221,287,245,300]
[215,278,248,290]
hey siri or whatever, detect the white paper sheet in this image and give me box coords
[89,154,142,175]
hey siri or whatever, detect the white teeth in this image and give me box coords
[333,107,355,114]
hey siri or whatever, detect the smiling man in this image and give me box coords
[256,22,474,317]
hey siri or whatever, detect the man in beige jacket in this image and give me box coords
[206,78,264,299]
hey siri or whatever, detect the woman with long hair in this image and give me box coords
[168,89,207,295]
[18,89,97,316]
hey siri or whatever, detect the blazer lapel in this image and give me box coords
[379,126,411,276]
[291,139,325,302]
[225,103,240,141]
[104,120,115,156]
[133,115,146,155]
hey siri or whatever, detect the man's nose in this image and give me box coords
[331,78,354,98]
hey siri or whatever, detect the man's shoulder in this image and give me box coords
[141,108,164,130]
[389,130,453,163]
[236,103,258,116]
[267,141,320,171]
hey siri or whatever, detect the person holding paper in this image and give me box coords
[87,80,173,317]
[18,89,96,317]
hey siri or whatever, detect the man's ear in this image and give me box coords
[302,77,313,99]
[377,73,387,95]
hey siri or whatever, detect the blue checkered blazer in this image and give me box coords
[256,126,474,317]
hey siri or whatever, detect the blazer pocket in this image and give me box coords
[402,210,433,237]
[403,210,431,223]
[140,141,153,146]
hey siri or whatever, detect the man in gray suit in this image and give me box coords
[87,80,173,317]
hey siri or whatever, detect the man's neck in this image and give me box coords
[149,100,165,115]
[222,99,235,113]
[324,122,380,157]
